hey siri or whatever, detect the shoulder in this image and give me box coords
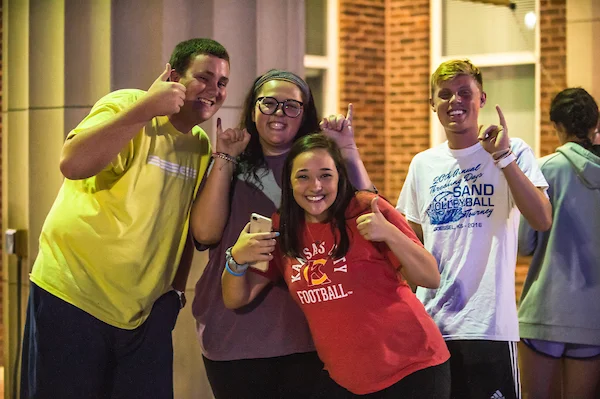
[538,152,564,170]
[415,143,447,161]
[347,191,395,217]
[92,89,147,110]
[509,137,533,155]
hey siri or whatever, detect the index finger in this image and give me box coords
[216,118,223,135]
[252,231,279,240]
[346,103,354,123]
[496,105,506,130]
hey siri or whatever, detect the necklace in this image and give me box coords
[305,222,328,245]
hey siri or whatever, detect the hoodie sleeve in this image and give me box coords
[518,214,537,256]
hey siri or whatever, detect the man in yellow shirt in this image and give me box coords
[20,38,246,399]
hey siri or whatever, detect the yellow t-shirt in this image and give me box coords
[30,89,211,329]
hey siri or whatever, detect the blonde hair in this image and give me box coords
[430,59,483,98]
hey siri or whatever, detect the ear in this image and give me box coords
[251,107,256,123]
[429,98,436,113]
[479,92,487,108]
[170,70,181,83]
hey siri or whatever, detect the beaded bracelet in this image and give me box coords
[212,152,238,165]
[491,148,511,160]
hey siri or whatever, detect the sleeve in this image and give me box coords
[512,139,550,198]
[67,90,145,176]
[396,158,422,224]
[378,197,424,269]
[518,214,537,256]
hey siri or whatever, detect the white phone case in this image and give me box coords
[249,213,273,272]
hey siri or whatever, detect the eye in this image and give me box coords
[459,90,472,98]
[295,174,308,180]
[284,101,301,111]
[321,173,333,179]
[438,90,452,100]
[218,81,227,88]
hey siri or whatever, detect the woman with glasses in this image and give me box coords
[190,69,374,398]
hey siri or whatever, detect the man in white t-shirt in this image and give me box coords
[396,59,552,399]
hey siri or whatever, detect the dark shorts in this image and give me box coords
[203,352,324,399]
[310,360,451,399]
[521,338,600,359]
[446,340,520,399]
[20,282,180,399]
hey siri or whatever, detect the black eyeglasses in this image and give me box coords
[256,97,304,118]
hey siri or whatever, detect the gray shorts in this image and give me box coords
[522,338,600,359]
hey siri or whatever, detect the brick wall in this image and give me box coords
[338,0,386,195]
[385,0,430,200]
[540,0,566,157]
[339,0,567,303]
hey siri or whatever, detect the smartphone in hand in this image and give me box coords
[249,213,273,272]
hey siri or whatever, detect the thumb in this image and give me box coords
[371,196,381,214]
[159,63,172,82]
[243,222,251,233]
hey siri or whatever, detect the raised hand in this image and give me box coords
[231,223,279,265]
[144,63,187,118]
[478,105,510,154]
[356,197,392,242]
[215,118,251,158]
[320,103,357,150]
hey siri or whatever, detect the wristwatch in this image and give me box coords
[174,289,186,309]
[225,246,249,273]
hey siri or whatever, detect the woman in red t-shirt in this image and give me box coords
[222,134,450,398]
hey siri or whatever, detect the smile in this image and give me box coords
[448,110,466,116]
[197,97,215,106]
[307,195,325,202]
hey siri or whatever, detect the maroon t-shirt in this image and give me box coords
[263,192,449,394]
[192,154,315,361]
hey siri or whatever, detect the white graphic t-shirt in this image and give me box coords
[397,139,548,341]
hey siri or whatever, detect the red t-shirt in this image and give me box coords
[261,192,449,394]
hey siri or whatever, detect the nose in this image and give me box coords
[450,93,462,104]
[310,178,323,192]
[274,103,285,116]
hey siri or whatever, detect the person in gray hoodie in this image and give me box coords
[518,87,600,399]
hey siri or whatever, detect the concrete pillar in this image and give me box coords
[2,1,305,398]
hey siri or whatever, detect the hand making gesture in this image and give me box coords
[215,118,251,158]
[478,105,510,155]
[356,197,393,243]
[144,63,187,118]
[320,104,358,154]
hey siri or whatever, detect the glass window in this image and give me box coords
[305,0,327,56]
[443,0,535,56]
[306,68,325,114]
[479,64,536,151]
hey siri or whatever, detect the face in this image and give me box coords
[173,54,230,123]
[431,74,486,134]
[291,149,339,223]
[252,80,304,156]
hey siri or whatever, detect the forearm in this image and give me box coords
[172,233,194,291]
[221,269,269,309]
[341,148,374,191]
[60,97,155,179]
[502,162,552,231]
[190,159,236,245]
[385,227,439,288]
